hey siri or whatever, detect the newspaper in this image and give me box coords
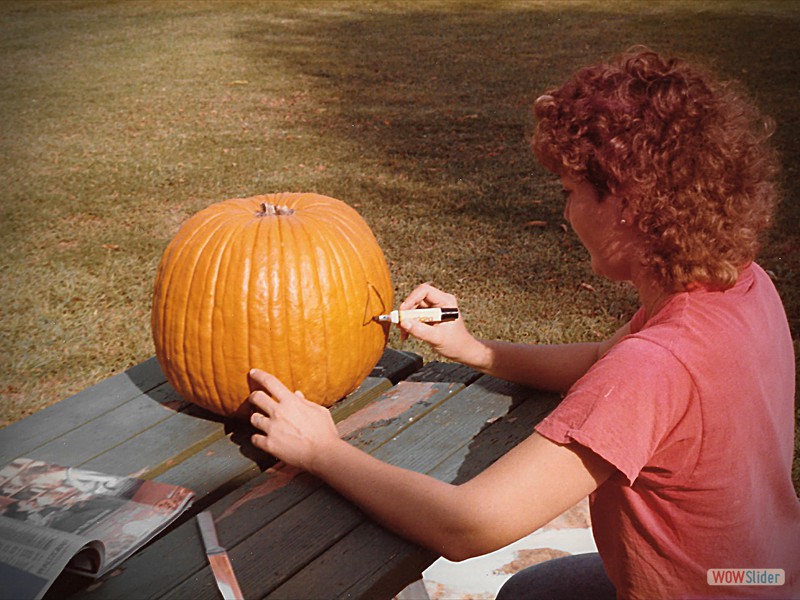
[0,457,194,600]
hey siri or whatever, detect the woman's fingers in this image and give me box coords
[399,282,458,311]
[249,389,275,417]
[248,369,297,402]
[245,369,340,470]
[247,370,296,435]
[248,368,288,395]
[250,410,270,433]
[400,318,443,345]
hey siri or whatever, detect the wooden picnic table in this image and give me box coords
[0,348,561,599]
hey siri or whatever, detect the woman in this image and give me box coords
[247,48,799,598]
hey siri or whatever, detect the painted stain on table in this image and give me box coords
[219,382,452,519]
[336,381,443,438]
[219,462,302,520]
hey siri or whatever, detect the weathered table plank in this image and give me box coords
[367,375,539,473]
[150,364,478,598]
[160,371,555,599]
[23,392,181,466]
[141,381,467,600]
[163,485,368,600]
[151,375,392,502]
[21,350,561,600]
[270,520,436,600]
[147,349,420,501]
[76,378,457,599]
[0,357,165,464]
[81,404,226,478]
[2,349,420,475]
[332,384,561,600]
[429,385,561,485]
[272,377,560,599]
[405,360,482,385]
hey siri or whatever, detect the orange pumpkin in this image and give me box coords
[151,193,393,418]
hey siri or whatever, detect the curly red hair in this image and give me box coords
[532,47,780,291]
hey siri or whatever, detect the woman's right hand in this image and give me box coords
[398,283,489,368]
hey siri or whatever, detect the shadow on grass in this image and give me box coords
[237,7,798,211]
[233,3,799,324]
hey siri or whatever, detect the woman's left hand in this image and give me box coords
[247,369,339,472]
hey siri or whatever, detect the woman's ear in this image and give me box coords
[618,200,635,227]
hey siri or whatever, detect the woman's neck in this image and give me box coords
[631,268,675,320]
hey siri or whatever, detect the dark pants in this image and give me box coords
[496,552,616,600]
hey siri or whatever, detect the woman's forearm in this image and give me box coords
[399,300,631,394]
[397,283,634,393]
[306,431,612,563]
[247,372,485,560]
[308,439,483,561]
[471,339,604,393]
[463,321,632,393]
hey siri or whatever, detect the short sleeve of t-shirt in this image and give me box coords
[535,336,696,485]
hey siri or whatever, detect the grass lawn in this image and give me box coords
[1,0,798,491]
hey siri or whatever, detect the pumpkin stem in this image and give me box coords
[257,203,295,216]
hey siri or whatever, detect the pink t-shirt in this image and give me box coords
[536,263,800,599]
